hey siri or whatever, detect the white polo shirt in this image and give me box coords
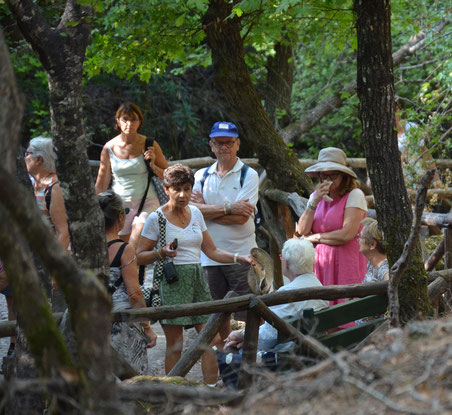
[193,158,259,266]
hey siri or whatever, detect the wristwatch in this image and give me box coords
[317,234,322,243]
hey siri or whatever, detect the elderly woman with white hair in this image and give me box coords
[25,137,70,252]
[224,239,328,352]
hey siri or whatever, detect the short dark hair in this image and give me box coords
[163,164,194,188]
[115,102,144,132]
[98,191,125,230]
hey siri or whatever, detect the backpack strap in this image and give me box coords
[240,165,249,188]
[199,166,211,192]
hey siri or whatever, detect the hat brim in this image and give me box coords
[209,132,239,138]
[305,161,357,179]
[247,248,274,295]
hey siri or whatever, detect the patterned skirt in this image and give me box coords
[160,263,212,326]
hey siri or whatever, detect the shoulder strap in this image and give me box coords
[143,136,155,174]
[200,167,210,192]
[110,242,128,267]
[144,137,154,153]
[240,165,249,188]
[107,239,125,247]
[44,181,58,211]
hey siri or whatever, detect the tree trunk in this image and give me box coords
[203,0,313,195]
[4,1,120,411]
[354,0,432,323]
[265,39,294,128]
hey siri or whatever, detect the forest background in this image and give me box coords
[0,0,451,412]
[1,0,450,165]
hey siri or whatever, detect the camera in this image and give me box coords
[163,262,179,284]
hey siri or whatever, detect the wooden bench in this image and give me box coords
[274,294,388,359]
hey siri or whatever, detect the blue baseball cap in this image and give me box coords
[209,121,239,138]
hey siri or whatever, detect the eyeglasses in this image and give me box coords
[119,118,139,124]
[319,172,340,181]
[211,140,237,149]
[24,150,34,157]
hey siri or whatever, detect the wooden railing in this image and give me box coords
[1,269,451,388]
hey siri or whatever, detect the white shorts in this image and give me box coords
[119,196,160,236]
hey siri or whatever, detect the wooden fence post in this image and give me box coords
[237,308,260,390]
[425,235,445,271]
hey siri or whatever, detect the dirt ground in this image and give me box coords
[216,315,452,415]
[147,323,204,381]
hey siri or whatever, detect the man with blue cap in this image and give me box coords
[191,121,259,342]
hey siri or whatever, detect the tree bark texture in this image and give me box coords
[265,39,294,128]
[203,0,313,195]
[0,168,118,412]
[5,0,108,275]
[354,0,432,323]
[2,3,119,411]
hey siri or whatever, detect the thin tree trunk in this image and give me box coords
[265,39,294,128]
[354,0,432,323]
[203,0,313,195]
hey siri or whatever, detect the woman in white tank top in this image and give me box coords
[95,102,169,247]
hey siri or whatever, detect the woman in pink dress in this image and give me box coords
[294,147,368,306]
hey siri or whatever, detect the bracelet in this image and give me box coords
[227,201,232,215]
[317,234,322,243]
[159,248,165,259]
[307,202,317,211]
[141,322,151,329]
[233,253,239,264]
[154,249,162,261]
[224,202,228,215]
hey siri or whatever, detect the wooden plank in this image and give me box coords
[318,317,385,350]
[309,295,388,333]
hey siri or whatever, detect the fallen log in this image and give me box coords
[0,379,244,407]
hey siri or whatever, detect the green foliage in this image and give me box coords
[7,39,51,140]
[85,0,208,82]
